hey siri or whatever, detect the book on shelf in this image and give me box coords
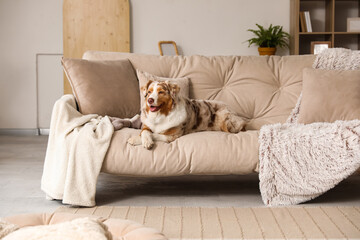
[300,11,307,32]
[304,11,312,32]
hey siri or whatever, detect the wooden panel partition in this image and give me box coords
[63,0,130,94]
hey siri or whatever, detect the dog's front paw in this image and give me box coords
[127,136,142,146]
[142,135,154,150]
[143,138,154,150]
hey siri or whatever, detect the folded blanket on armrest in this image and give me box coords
[259,48,360,206]
[259,120,360,206]
[41,95,114,207]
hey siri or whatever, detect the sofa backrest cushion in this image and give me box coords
[83,51,315,130]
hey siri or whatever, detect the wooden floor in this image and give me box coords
[1,135,360,218]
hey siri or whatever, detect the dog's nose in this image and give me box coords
[148,98,154,104]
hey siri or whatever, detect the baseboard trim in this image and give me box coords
[39,129,50,135]
[0,129,39,136]
[0,128,50,136]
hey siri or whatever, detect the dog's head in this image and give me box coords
[141,80,180,115]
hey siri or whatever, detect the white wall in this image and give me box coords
[0,0,63,129]
[0,0,290,130]
[37,54,64,129]
[131,0,290,56]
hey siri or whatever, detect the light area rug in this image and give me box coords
[55,206,360,240]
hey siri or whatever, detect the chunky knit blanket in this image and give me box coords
[259,48,360,206]
[41,95,114,207]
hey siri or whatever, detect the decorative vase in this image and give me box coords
[258,47,276,56]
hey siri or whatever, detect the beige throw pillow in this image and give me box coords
[62,58,140,118]
[136,70,190,106]
[297,68,360,124]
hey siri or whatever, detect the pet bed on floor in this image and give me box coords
[1,212,166,240]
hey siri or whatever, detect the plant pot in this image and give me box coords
[258,47,276,56]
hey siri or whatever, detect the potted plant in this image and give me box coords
[246,24,290,56]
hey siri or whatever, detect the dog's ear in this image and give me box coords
[140,80,153,97]
[167,81,180,99]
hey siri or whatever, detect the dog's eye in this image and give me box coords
[147,91,152,94]
[159,91,165,94]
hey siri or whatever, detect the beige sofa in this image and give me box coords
[82,51,315,177]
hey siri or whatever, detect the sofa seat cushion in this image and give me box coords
[102,129,259,176]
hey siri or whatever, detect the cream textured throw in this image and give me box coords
[259,48,360,206]
[0,220,18,239]
[41,95,114,207]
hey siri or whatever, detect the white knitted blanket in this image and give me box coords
[41,95,114,207]
[259,48,360,206]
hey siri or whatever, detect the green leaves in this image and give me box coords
[246,24,290,49]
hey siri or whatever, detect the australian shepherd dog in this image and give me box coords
[128,80,247,149]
